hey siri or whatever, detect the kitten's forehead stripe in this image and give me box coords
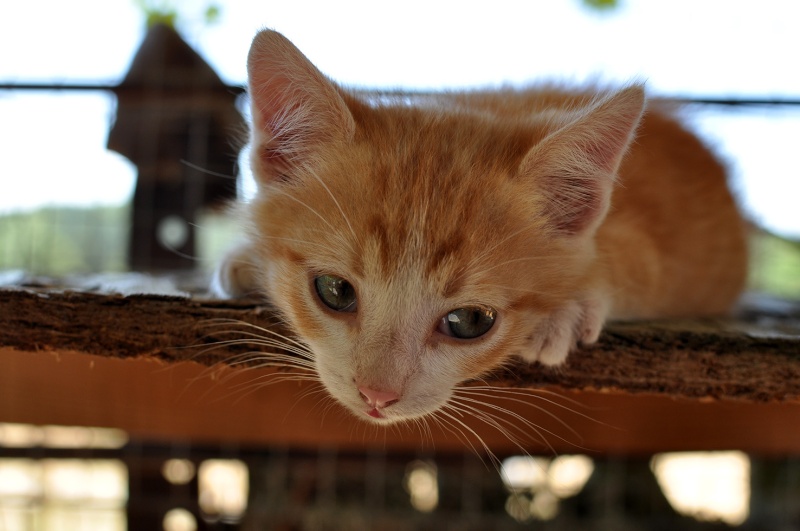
[441,270,466,299]
[365,214,394,278]
[426,231,466,291]
[351,105,531,298]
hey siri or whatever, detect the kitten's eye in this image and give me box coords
[438,307,497,339]
[314,274,357,312]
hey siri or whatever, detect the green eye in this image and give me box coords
[314,275,357,312]
[439,307,497,339]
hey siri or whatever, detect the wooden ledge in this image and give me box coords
[2,288,798,400]
[1,287,799,455]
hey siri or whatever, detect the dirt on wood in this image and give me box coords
[1,288,799,402]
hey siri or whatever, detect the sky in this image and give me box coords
[0,0,799,237]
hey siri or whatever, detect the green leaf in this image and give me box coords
[205,4,221,24]
[583,0,619,11]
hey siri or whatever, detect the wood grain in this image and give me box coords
[2,288,799,455]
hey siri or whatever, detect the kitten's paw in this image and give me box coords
[521,296,609,366]
[210,242,261,298]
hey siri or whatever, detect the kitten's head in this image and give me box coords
[243,30,643,424]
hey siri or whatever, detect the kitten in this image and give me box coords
[213,30,747,424]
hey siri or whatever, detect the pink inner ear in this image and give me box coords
[245,30,356,183]
[536,148,620,236]
[553,175,607,235]
[520,137,619,237]
[255,143,292,180]
[249,74,293,136]
[522,87,645,236]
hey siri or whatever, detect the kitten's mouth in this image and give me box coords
[360,405,401,423]
[366,407,385,419]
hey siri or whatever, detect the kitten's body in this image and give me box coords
[215,30,747,424]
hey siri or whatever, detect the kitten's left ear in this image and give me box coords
[519,85,645,237]
[247,30,356,181]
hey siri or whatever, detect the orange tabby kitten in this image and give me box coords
[214,30,747,423]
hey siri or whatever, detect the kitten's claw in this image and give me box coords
[521,296,609,366]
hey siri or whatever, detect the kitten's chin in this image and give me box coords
[359,408,400,424]
[343,395,447,425]
[351,406,426,425]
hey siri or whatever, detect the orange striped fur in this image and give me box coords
[214,30,747,423]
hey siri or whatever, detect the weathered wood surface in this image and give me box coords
[1,286,799,455]
[1,288,799,401]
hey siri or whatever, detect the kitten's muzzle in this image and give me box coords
[358,386,400,419]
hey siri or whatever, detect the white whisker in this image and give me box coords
[194,337,314,362]
[447,397,545,458]
[434,407,502,470]
[450,393,577,454]
[257,233,335,252]
[199,318,312,353]
[468,224,540,270]
[179,159,237,180]
[477,256,566,275]
[474,284,556,296]
[270,186,356,256]
[224,355,316,372]
[306,166,359,243]
[460,385,607,426]
[216,372,321,404]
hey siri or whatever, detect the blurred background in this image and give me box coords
[0,0,798,294]
[1,0,799,529]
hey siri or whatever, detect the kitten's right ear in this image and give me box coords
[247,30,355,181]
[519,85,645,238]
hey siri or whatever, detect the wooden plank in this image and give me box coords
[1,288,799,454]
[2,347,800,455]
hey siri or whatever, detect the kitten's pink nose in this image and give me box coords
[358,386,400,409]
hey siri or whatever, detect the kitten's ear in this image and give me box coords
[519,85,645,236]
[247,30,356,181]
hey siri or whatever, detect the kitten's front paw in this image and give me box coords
[521,297,608,366]
[210,242,261,298]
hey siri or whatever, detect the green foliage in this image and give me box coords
[0,206,130,275]
[2,206,798,301]
[582,0,619,11]
[145,10,178,28]
[133,0,221,29]
[0,206,238,276]
[204,4,221,24]
[749,231,800,299]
